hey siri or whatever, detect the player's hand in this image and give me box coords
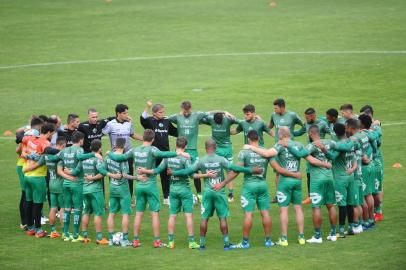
[146,100,153,108]
[278,139,289,148]
[84,175,93,181]
[137,167,148,175]
[254,115,262,120]
[206,170,217,178]
[213,183,224,191]
[64,168,72,175]
[323,162,332,169]
[373,120,381,126]
[270,130,275,137]
[243,144,252,150]
[138,175,148,182]
[346,169,353,175]
[167,168,173,176]
[293,172,302,179]
[251,166,263,174]
[362,156,370,164]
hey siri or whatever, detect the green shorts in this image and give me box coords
[277,178,302,207]
[185,149,199,164]
[373,160,383,194]
[201,189,228,219]
[109,183,131,214]
[25,176,47,203]
[241,181,270,212]
[362,165,375,196]
[135,184,160,212]
[16,166,25,190]
[354,177,364,206]
[83,191,105,216]
[50,193,64,208]
[216,146,233,162]
[334,174,356,206]
[169,187,194,215]
[63,183,83,209]
[309,178,336,208]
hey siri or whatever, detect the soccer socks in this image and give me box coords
[330,225,337,236]
[200,236,206,247]
[298,233,305,239]
[73,209,81,238]
[339,206,347,226]
[96,232,103,241]
[223,234,229,246]
[123,233,129,241]
[133,236,139,241]
[228,189,234,196]
[63,210,71,236]
[50,224,56,232]
[168,234,174,242]
[314,228,321,239]
[33,203,43,230]
[109,232,114,240]
[82,231,89,239]
[242,237,249,245]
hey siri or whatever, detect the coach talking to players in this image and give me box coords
[140,101,178,205]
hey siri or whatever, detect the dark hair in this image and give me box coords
[56,136,67,146]
[247,130,259,142]
[90,139,102,152]
[88,108,97,114]
[47,117,58,125]
[360,105,373,116]
[273,98,285,108]
[176,137,188,149]
[326,108,339,118]
[115,104,128,115]
[41,123,55,134]
[346,118,359,130]
[115,138,126,149]
[44,146,60,155]
[180,101,192,110]
[358,114,372,129]
[67,114,79,124]
[213,112,223,125]
[333,123,346,137]
[243,104,255,113]
[72,131,85,143]
[143,129,155,142]
[340,104,353,111]
[39,115,49,123]
[30,117,44,128]
[305,108,316,115]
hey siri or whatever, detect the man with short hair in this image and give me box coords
[340,104,358,121]
[140,101,178,205]
[322,108,345,141]
[58,114,80,147]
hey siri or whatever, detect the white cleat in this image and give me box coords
[163,198,170,206]
[326,235,337,242]
[353,225,363,234]
[306,236,323,244]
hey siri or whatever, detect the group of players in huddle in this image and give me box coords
[15,98,384,250]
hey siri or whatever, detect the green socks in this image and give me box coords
[96,232,103,241]
[188,235,195,243]
[314,228,321,239]
[73,210,81,238]
[168,234,174,242]
[223,234,229,246]
[63,211,70,236]
[200,236,206,247]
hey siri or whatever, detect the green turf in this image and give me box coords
[1,0,406,269]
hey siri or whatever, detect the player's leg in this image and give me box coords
[219,217,231,250]
[216,192,231,250]
[307,179,323,243]
[276,180,290,246]
[233,186,254,249]
[92,192,107,245]
[133,187,146,247]
[32,176,47,238]
[49,193,59,238]
[79,193,91,243]
[335,178,348,238]
[182,189,199,249]
[325,179,337,240]
[167,214,177,248]
[292,180,305,245]
[147,185,162,248]
[72,185,83,241]
[199,192,214,249]
[120,192,131,247]
[24,176,35,235]
[16,166,27,229]
[362,165,376,228]
[199,218,209,249]
[107,195,118,245]
[302,165,312,205]
[62,185,73,240]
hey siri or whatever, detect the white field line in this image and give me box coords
[1,121,405,140]
[1,50,406,70]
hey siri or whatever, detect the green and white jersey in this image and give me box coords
[358,130,375,162]
[371,124,383,161]
[237,148,269,183]
[58,145,84,185]
[72,157,104,194]
[272,140,305,180]
[330,139,356,177]
[320,116,346,141]
[294,118,329,141]
[351,133,366,178]
[306,140,334,180]
[270,111,303,141]
[168,112,208,150]
[37,154,64,193]
[236,119,270,147]
[154,155,192,191]
[102,155,129,187]
[201,115,239,148]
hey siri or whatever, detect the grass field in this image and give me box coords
[1,0,406,269]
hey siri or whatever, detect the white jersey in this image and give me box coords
[102,119,134,152]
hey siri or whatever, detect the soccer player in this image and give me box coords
[168,101,213,201]
[246,127,331,246]
[303,125,338,243]
[140,101,178,205]
[322,108,345,141]
[138,137,201,249]
[171,139,259,250]
[108,129,180,248]
[22,123,55,238]
[232,104,271,147]
[213,130,277,249]
[58,114,80,147]
[201,112,240,202]
[340,104,358,121]
[294,107,329,204]
[360,105,384,221]
[65,139,108,245]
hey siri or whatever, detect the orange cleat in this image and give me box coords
[302,197,312,205]
[26,229,35,236]
[83,238,91,244]
[133,239,140,248]
[50,231,60,238]
[35,230,47,238]
[96,238,109,245]
[374,213,384,222]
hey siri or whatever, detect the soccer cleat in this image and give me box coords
[302,197,312,205]
[83,238,91,244]
[374,213,383,222]
[368,222,375,229]
[228,194,234,203]
[153,240,166,248]
[20,224,28,231]
[26,229,36,236]
[327,235,337,242]
[188,242,200,249]
[231,242,250,249]
[338,232,346,238]
[265,240,276,248]
[63,235,73,242]
[353,225,363,234]
[345,229,355,236]
[298,237,306,245]
[109,239,114,246]
[306,236,322,244]
[132,239,140,248]
[276,238,288,247]
[50,231,60,238]
[96,238,109,245]
[224,243,233,251]
[35,230,47,238]
[199,245,206,251]
[167,241,175,249]
[71,235,84,243]
[120,239,132,247]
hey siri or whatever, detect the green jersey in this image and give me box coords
[294,118,329,141]
[320,116,346,141]
[306,140,334,180]
[168,112,208,150]
[358,130,376,162]
[236,119,270,147]
[72,156,104,194]
[154,155,192,190]
[270,111,303,141]
[272,140,306,180]
[100,155,129,187]
[327,139,356,177]
[201,115,239,148]
[371,124,383,160]
[58,145,84,185]
[237,149,270,183]
[109,145,176,186]
[37,154,64,193]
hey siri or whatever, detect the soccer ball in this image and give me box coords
[112,232,123,246]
